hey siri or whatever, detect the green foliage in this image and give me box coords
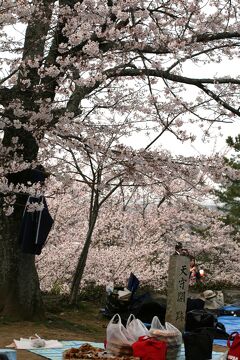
[50,279,65,296]
[226,135,240,155]
[216,135,240,232]
[43,292,70,313]
[79,281,106,302]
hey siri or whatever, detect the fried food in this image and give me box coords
[63,343,139,360]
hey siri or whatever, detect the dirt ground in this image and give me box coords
[0,299,108,359]
[0,297,227,359]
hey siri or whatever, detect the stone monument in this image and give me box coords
[165,254,190,332]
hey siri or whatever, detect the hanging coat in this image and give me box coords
[18,195,54,255]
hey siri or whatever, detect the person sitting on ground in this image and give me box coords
[186,296,205,312]
[187,289,219,313]
[200,290,219,312]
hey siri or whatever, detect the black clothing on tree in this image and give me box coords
[6,167,48,186]
[18,196,53,255]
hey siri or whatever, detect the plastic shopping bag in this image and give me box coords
[126,314,149,341]
[106,314,134,356]
[150,316,182,347]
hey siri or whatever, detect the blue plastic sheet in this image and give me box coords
[29,341,224,360]
[223,306,240,310]
[214,315,240,347]
[29,341,104,360]
[0,349,16,360]
[219,305,240,312]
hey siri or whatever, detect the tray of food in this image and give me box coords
[63,343,139,360]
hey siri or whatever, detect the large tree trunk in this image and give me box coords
[69,210,98,305]
[0,196,44,320]
[0,124,45,320]
[0,0,60,320]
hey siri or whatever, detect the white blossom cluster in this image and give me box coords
[37,180,240,294]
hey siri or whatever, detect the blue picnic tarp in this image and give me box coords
[220,306,240,312]
[0,349,16,360]
[29,341,104,360]
[214,315,240,347]
[28,340,226,360]
[28,313,240,357]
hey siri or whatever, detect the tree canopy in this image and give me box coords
[1,0,240,316]
[1,1,240,187]
[216,135,240,232]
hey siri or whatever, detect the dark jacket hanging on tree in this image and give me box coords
[18,195,53,255]
[7,166,54,255]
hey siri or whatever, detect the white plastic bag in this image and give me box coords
[151,315,165,330]
[106,314,134,355]
[126,314,149,341]
[150,316,182,348]
[118,288,132,301]
[106,282,114,295]
[12,333,63,349]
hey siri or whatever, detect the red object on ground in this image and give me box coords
[132,336,167,360]
[227,332,240,360]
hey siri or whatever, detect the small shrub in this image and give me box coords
[79,281,106,302]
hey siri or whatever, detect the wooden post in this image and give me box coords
[165,255,190,332]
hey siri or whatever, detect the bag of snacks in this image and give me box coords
[126,314,149,342]
[106,314,134,356]
[150,316,182,348]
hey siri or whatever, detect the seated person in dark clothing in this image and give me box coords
[135,300,166,324]
[187,290,219,313]
[187,297,205,312]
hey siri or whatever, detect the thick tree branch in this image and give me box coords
[166,43,239,72]
[193,31,240,43]
[19,0,55,87]
[0,87,16,106]
[104,66,240,117]
[197,83,240,117]
[105,67,240,86]
[0,68,19,87]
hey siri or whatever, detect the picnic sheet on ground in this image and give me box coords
[220,305,240,312]
[29,341,226,360]
[214,315,240,347]
[29,341,104,360]
[13,339,62,349]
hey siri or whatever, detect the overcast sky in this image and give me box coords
[2,25,240,158]
[126,58,240,157]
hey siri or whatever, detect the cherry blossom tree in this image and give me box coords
[41,114,227,304]
[1,0,240,318]
[38,182,240,295]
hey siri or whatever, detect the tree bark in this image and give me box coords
[69,208,98,305]
[0,0,60,320]
[0,196,44,320]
